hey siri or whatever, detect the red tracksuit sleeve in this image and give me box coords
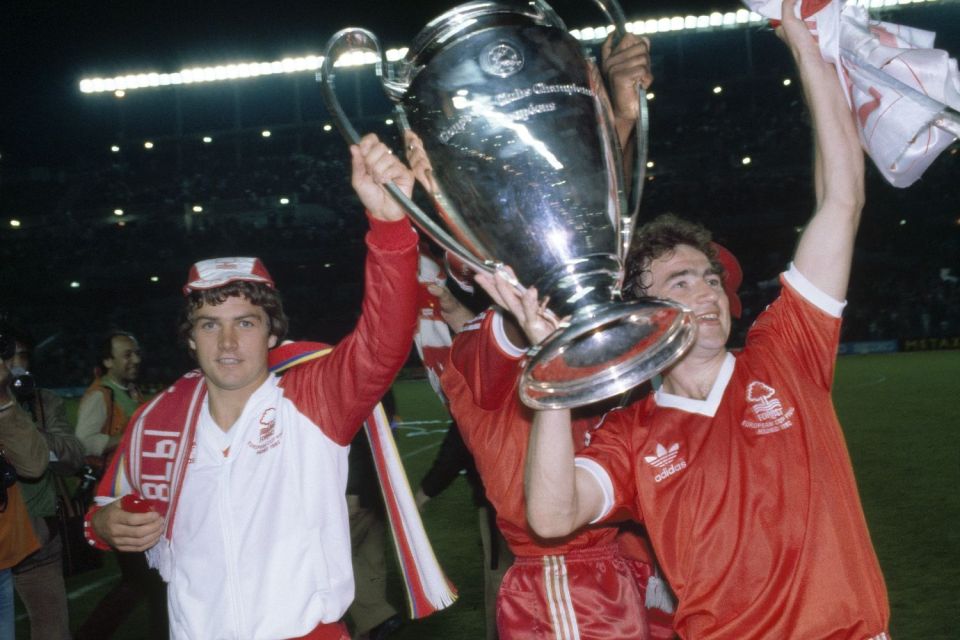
[280,216,419,445]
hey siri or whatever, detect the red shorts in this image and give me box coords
[497,544,649,640]
[290,620,350,640]
[622,558,677,640]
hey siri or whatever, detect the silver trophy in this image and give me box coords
[321,0,694,409]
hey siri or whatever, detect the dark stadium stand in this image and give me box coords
[2,2,958,388]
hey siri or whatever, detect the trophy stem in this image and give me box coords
[534,254,622,319]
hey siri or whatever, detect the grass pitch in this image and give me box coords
[16,350,959,638]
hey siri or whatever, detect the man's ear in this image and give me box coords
[188,337,197,351]
[268,334,278,349]
[102,357,114,372]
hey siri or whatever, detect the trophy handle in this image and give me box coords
[588,0,650,261]
[319,28,498,279]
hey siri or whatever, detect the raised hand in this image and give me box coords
[350,133,415,222]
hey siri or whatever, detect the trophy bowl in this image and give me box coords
[320,0,695,409]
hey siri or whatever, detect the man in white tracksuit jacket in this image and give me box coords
[84,134,419,640]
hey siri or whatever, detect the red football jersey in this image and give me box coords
[442,309,620,557]
[577,268,890,639]
[414,251,454,402]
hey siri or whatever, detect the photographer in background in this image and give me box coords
[0,320,84,640]
[75,331,144,472]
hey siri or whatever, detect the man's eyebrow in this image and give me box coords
[664,268,697,281]
[194,313,261,322]
[665,266,720,281]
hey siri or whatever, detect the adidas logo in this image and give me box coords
[644,443,688,483]
[644,443,679,468]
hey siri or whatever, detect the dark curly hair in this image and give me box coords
[177,281,288,353]
[623,213,723,300]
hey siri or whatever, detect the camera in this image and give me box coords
[0,329,36,400]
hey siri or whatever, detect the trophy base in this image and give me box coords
[519,299,695,410]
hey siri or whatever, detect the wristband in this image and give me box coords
[83,505,112,550]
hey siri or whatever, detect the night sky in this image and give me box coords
[0,0,734,168]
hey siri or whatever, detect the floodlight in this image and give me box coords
[110,145,120,152]
[144,141,154,149]
[9,219,21,228]
[114,90,126,98]
[202,136,213,143]
[646,92,655,100]
[713,85,723,94]
[280,197,290,205]
[261,130,271,138]
[323,124,333,132]
[70,281,80,289]
[150,276,159,282]
[783,78,792,86]
[113,208,124,216]
[742,156,752,165]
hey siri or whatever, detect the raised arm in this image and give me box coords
[472,270,607,537]
[525,408,607,538]
[285,134,419,445]
[781,0,865,300]
[601,33,653,154]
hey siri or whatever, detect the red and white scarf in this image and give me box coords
[110,342,456,617]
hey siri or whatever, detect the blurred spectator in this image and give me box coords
[75,332,144,472]
[76,332,168,640]
[1,322,84,640]
[0,332,47,640]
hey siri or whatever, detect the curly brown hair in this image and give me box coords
[623,213,723,300]
[177,281,289,352]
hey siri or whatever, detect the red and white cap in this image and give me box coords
[183,257,275,295]
[710,242,743,319]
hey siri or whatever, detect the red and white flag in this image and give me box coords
[744,0,960,187]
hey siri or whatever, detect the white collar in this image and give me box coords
[654,352,736,417]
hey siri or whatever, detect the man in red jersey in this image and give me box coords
[412,31,677,640]
[442,303,676,640]
[521,2,890,638]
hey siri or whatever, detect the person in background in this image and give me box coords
[1,322,84,640]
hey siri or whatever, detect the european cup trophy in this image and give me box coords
[321,0,695,409]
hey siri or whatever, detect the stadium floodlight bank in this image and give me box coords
[78,0,949,96]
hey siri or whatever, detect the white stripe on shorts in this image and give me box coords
[542,555,581,640]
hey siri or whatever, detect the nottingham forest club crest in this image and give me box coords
[741,381,795,435]
[247,407,281,454]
